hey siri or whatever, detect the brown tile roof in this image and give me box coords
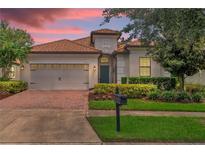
[91,29,121,35]
[126,39,154,47]
[31,39,100,54]
[115,39,153,53]
[73,37,92,47]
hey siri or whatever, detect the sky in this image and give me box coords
[0,8,130,44]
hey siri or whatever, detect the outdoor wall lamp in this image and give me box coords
[93,65,96,72]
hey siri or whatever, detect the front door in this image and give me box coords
[100,65,109,83]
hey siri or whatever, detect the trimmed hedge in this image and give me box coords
[0,80,28,93]
[185,84,205,94]
[121,77,176,90]
[94,83,157,98]
[149,90,204,103]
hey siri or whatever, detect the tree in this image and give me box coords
[103,9,205,90]
[0,20,33,79]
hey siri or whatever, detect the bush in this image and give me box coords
[94,84,116,94]
[123,77,176,90]
[192,92,203,102]
[176,91,191,102]
[94,83,157,98]
[0,80,28,93]
[121,77,127,84]
[161,91,176,102]
[0,77,10,81]
[148,90,161,100]
[185,84,204,94]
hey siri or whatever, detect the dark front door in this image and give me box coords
[100,65,109,83]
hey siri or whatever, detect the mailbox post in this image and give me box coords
[114,87,127,132]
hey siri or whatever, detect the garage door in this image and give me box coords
[30,64,89,90]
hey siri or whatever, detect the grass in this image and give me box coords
[88,116,205,142]
[89,99,205,112]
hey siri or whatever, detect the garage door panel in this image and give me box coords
[30,64,89,90]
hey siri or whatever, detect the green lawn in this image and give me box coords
[88,116,205,142]
[89,99,205,112]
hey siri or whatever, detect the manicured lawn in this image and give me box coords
[88,116,205,142]
[89,99,205,112]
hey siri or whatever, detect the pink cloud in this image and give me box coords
[33,37,60,44]
[0,8,102,28]
[27,27,85,35]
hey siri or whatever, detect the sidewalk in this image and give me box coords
[88,110,205,117]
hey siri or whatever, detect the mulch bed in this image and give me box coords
[89,91,115,101]
[0,92,13,100]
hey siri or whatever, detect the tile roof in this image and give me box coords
[91,29,121,35]
[31,39,100,54]
[115,39,153,53]
[73,37,92,47]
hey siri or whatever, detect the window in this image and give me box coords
[9,66,16,79]
[139,57,151,77]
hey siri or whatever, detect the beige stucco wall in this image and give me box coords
[116,49,171,83]
[129,50,169,77]
[20,53,100,89]
[116,54,129,83]
[93,35,118,54]
[185,70,205,85]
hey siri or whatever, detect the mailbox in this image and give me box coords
[114,94,127,105]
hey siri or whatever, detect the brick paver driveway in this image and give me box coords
[0,90,88,111]
[0,90,101,144]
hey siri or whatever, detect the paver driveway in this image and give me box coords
[0,90,88,111]
[0,90,101,144]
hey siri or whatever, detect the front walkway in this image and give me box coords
[0,90,101,144]
[88,110,205,117]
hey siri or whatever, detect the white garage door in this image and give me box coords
[30,64,89,90]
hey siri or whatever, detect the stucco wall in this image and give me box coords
[116,54,129,83]
[185,70,205,85]
[93,35,118,54]
[116,49,170,83]
[20,53,100,89]
[129,50,167,77]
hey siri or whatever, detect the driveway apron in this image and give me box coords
[0,90,101,144]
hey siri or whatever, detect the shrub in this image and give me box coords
[176,91,191,102]
[94,83,157,98]
[191,92,203,103]
[161,91,176,102]
[148,90,161,100]
[0,77,9,81]
[124,77,176,90]
[94,84,116,94]
[118,84,157,98]
[121,77,127,84]
[185,84,204,94]
[0,80,28,93]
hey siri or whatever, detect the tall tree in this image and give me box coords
[103,9,205,90]
[0,20,33,79]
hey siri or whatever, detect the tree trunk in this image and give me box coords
[178,74,185,91]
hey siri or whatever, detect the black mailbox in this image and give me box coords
[114,93,127,132]
[114,94,127,105]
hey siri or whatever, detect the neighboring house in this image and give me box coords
[0,29,204,90]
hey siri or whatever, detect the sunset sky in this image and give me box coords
[0,8,130,44]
